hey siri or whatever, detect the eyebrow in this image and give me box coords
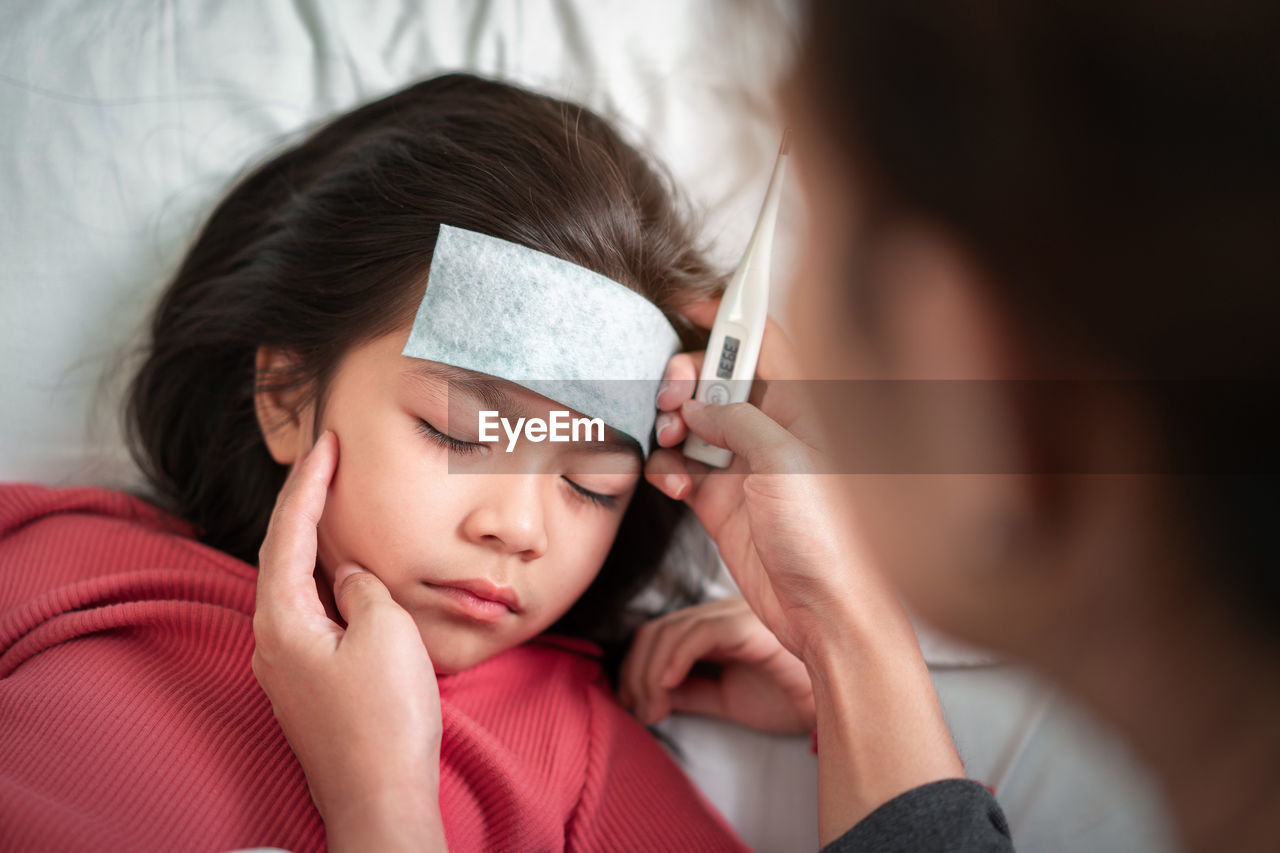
[402,360,643,459]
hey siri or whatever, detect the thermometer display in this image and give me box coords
[716,336,740,379]
[682,128,789,468]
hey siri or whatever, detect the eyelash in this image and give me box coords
[415,419,617,510]
[417,417,483,456]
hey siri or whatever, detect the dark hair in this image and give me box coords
[126,72,723,661]
[799,2,1279,632]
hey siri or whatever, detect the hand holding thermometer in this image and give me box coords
[682,129,791,468]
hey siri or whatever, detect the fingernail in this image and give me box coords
[683,398,707,414]
[661,668,680,688]
[657,379,672,403]
[665,474,684,497]
[656,412,675,440]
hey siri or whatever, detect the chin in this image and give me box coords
[414,620,513,676]
[431,659,467,676]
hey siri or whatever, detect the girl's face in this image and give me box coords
[282,328,642,674]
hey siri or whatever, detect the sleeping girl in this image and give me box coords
[0,72,752,852]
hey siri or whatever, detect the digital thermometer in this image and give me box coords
[683,129,790,468]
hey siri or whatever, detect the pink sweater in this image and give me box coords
[0,483,748,852]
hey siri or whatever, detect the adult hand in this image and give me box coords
[253,430,448,852]
[648,301,965,843]
[618,597,815,733]
[648,299,884,663]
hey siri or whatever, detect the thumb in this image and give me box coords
[681,399,809,475]
[332,562,394,626]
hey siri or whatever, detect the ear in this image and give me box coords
[254,346,314,466]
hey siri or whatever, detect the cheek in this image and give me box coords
[535,510,624,617]
[316,414,450,583]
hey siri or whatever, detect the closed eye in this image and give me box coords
[563,477,618,510]
[419,418,620,509]
[416,418,485,456]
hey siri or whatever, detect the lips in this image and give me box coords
[423,577,521,621]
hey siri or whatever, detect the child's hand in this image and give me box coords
[253,430,447,852]
[617,597,816,734]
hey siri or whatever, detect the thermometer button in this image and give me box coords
[706,383,730,405]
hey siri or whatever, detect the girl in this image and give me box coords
[0,72,751,852]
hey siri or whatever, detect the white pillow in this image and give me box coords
[0,0,803,490]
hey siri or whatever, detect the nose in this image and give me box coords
[460,473,550,559]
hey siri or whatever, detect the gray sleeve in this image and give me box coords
[819,779,1014,853]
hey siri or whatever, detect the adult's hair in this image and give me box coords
[126,72,722,658]
[798,1,1279,633]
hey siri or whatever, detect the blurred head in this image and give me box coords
[783,1,1279,660]
[127,73,722,672]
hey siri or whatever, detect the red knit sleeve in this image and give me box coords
[566,678,750,853]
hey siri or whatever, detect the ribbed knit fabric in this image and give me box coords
[0,483,749,852]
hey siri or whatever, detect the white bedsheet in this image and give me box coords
[659,662,1181,852]
[0,2,1177,850]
